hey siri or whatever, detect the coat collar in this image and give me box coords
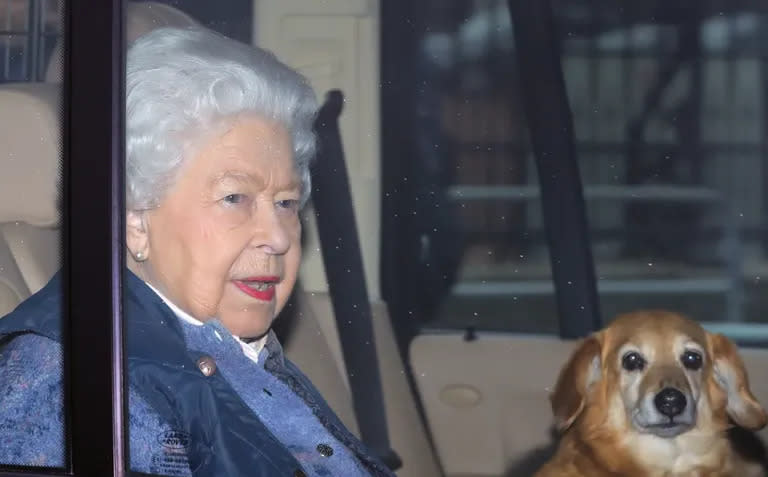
[0,269,284,370]
[0,270,65,341]
[0,269,190,369]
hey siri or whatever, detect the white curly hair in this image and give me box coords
[125,27,318,210]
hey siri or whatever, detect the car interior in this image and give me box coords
[2,1,768,477]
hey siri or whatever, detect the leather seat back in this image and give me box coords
[0,83,61,317]
[1,2,198,317]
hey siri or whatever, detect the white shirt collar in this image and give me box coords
[143,281,267,363]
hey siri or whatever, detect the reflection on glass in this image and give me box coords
[383,0,558,333]
[554,0,768,330]
[384,0,768,337]
[0,0,65,469]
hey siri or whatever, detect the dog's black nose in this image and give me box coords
[654,388,687,417]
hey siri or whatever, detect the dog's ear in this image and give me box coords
[708,332,767,430]
[550,334,602,432]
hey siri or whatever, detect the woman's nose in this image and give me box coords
[250,207,290,254]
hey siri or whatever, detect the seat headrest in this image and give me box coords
[45,2,199,83]
[124,2,199,43]
[0,83,61,226]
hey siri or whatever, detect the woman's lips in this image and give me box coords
[233,277,279,301]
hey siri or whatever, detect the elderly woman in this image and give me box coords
[0,27,394,477]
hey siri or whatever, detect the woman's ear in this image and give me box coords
[707,332,767,430]
[126,210,150,262]
[550,334,603,432]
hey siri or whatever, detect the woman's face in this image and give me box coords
[127,116,302,339]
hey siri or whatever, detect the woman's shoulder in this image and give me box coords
[0,332,63,389]
[0,271,64,339]
[0,333,65,467]
[0,332,192,474]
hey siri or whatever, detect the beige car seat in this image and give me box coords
[0,83,61,317]
[0,3,442,475]
[45,2,199,82]
[1,2,198,315]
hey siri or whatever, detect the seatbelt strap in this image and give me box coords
[311,90,402,471]
[508,0,602,338]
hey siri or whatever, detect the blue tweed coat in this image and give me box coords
[0,270,395,477]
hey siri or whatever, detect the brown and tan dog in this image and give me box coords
[535,310,767,477]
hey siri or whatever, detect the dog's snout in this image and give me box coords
[654,388,687,417]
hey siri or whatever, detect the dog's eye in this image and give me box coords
[681,350,703,370]
[621,351,646,371]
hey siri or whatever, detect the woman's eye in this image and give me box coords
[622,351,646,372]
[681,350,703,370]
[222,193,248,205]
[276,199,299,211]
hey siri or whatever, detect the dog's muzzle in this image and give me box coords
[655,387,687,418]
[633,386,696,438]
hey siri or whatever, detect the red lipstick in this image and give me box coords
[233,276,279,301]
